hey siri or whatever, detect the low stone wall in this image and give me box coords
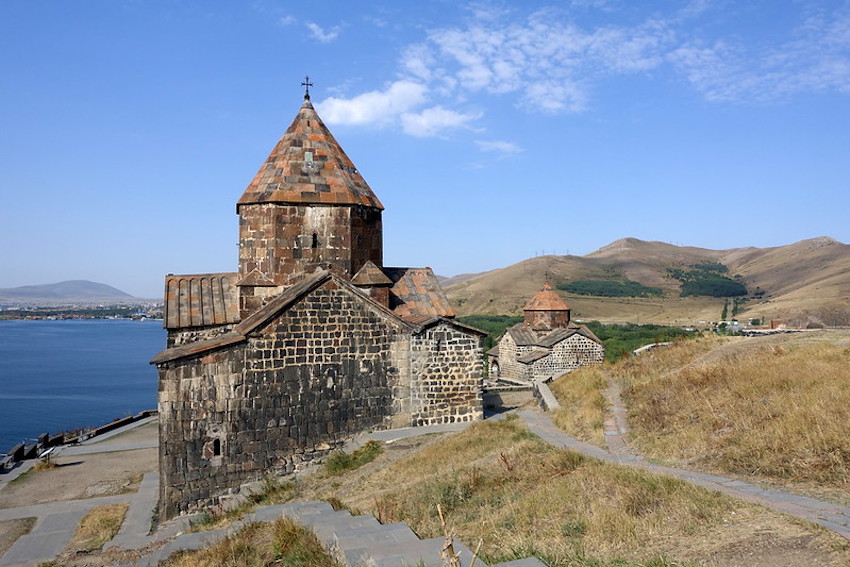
[532,381,562,412]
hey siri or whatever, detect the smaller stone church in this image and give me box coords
[488,283,604,381]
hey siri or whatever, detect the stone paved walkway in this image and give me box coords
[601,371,633,456]
[0,417,160,567]
[519,408,850,541]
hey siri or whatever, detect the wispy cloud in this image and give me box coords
[317,3,850,137]
[278,15,296,27]
[476,140,523,154]
[306,21,341,43]
[669,6,850,102]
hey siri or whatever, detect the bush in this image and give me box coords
[556,280,663,298]
[668,264,747,298]
[584,321,696,362]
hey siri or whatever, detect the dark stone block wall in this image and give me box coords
[158,281,406,518]
[410,322,483,426]
[238,203,382,286]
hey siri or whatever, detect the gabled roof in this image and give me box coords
[385,267,456,319]
[235,270,334,336]
[507,326,539,346]
[163,273,240,330]
[536,327,575,348]
[237,269,277,287]
[523,282,570,312]
[504,322,604,348]
[351,261,393,286]
[237,99,383,211]
[517,350,551,364]
[153,271,416,365]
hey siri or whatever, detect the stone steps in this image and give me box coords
[124,500,546,566]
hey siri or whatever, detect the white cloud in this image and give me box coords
[318,3,850,139]
[409,8,674,114]
[476,140,523,154]
[278,15,296,27]
[316,80,428,127]
[306,22,340,43]
[669,7,850,102]
[400,106,480,137]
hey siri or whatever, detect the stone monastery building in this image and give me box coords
[488,283,604,381]
[151,92,485,519]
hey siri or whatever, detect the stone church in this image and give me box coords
[151,91,485,519]
[488,283,604,381]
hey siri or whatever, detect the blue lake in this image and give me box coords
[0,319,165,451]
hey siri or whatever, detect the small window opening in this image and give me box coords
[312,233,319,248]
[213,439,221,457]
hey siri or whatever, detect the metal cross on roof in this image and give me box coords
[301,75,314,100]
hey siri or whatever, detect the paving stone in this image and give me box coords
[367,536,479,567]
[0,509,87,567]
[331,521,420,549]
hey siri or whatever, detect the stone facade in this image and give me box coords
[410,321,485,426]
[153,94,484,519]
[237,203,382,288]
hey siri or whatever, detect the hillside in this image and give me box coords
[0,280,135,306]
[445,237,850,326]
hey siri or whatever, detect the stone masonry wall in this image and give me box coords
[158,280,406,518]
[166,324,237,348]
[238,203,381,286]
[496,333,535,381]
[526,335,604,381]
[409,322,483,426]
[551,334,604,370]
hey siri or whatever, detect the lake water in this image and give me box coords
[0,319,165,451]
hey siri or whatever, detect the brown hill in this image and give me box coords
[445,237,850,326]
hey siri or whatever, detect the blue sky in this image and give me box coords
[1,1,848,298]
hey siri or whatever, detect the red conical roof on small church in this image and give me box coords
[237,98,383,211]
[523,282,570,311]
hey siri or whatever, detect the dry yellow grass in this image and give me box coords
[549,367,608,447]
[620,334,850,491]
[317,416,829,566]
[164,517,341,567]
[66,503,128,553]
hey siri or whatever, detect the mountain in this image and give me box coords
[0,280,135,305]
[445,237,850,327]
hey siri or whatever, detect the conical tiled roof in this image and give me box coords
[237,98,383,211]
[523,282,570,311]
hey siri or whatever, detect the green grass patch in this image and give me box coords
[323,440,384,476]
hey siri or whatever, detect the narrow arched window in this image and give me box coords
[213,439,221,457]
[312,233,319,248]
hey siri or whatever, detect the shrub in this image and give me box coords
[557,280,663,298]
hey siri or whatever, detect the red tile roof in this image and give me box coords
[384,267,456,319]
[523,281,570,312]
[237,99,383,211]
